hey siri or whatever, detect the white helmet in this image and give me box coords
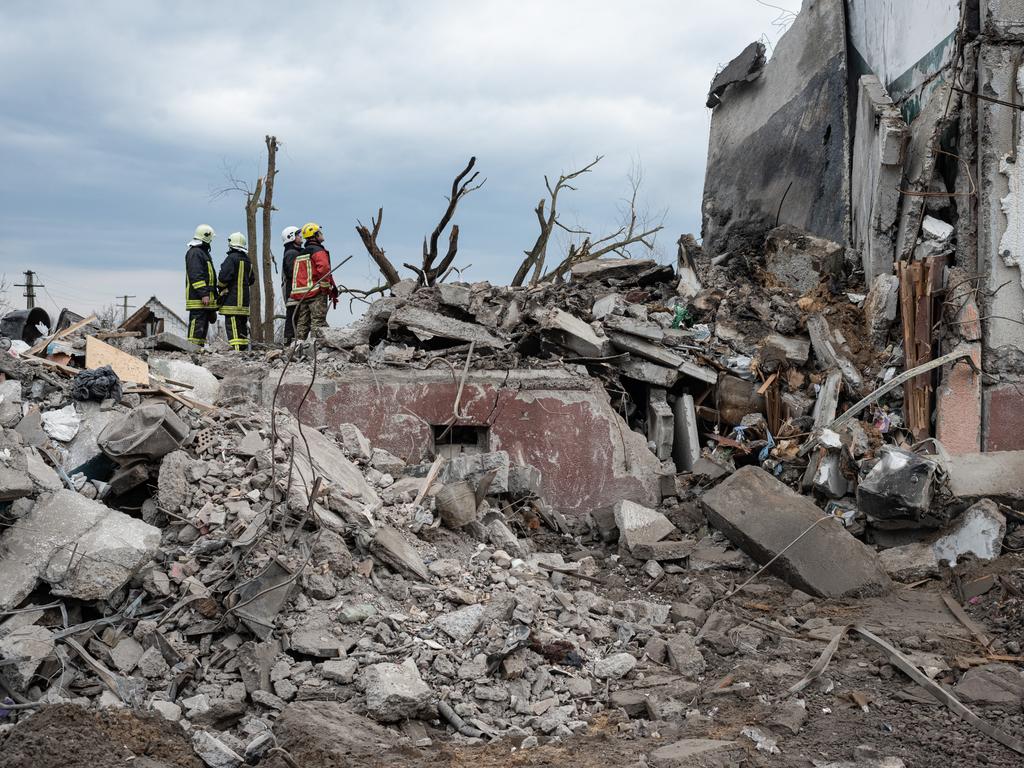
[281,225,300,244]
[228,232,248,251]
[194,224,215,244]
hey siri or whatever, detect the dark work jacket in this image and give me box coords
[281,242,302,307]
[185,242,219,310]
[217,247,256,315]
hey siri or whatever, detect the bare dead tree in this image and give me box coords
[539,161,664,283]
[355,208,401,286]
[211,164,265,340]
[245,176,265,341]
[260,136,280,343]
[511,156,602,287]
[403,157,486,286]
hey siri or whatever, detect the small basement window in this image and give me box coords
[432,424,489,458]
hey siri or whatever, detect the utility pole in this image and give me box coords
[14,270,42,309]
[116,295,136,323]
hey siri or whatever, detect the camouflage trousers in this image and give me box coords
[294,294,329,340]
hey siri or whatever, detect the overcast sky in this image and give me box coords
[0,0,797,325]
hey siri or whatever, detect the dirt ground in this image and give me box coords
[0,704,202,768]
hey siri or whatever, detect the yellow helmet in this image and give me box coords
[301,222,322,240]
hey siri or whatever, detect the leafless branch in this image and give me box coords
[512,155,603,287]
[356,208,402,287]
[420,157,486,285]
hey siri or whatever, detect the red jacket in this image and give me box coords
[289,242,338,301]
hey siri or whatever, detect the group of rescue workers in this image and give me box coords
[184,222,339,351]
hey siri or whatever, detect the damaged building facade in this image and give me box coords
[704,0,1024,453]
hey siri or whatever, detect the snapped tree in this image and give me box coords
[356,157,485,290]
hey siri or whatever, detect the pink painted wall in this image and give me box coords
[272,369,662,516]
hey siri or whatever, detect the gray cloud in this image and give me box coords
[0,0,796,322]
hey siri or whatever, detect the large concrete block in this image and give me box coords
[149,357,221,405]
[701,466,892,598]
[672,394,700,472]
[614,500,676,554]
[362,658,432,722]
[942,449,1024,508]
[0,490,106,609]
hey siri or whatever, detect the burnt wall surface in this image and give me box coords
[271,368,663,517]
[701,0,850,257]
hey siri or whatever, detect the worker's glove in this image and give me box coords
[201,295,211,307]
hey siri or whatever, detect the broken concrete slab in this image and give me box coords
[532,307,613,358]
[278,416,381,510]
[592,293,625,320]
[702,466,892,598]
[434,604,485,644]
[760,333,810,366]
[942,450,1024,509]
[608,331,717,384]
[0,432,34,501]
[371,525,430,582]
[953,663,1024,706]
[24,448,62,492]
[191,729,244,768]
[604,314,665,342]
[647,389,674,461]
[146,332,197,353]
[570,258,656,281]
[390,305,507,349]
[362,657,433,722]
[881,499,1008,581]
[672,394,700,472]
[614,500,676,554]
[649,738,741,768]
[594,652,637,680]
[864,273,900,346]
[442,451,509,494]
[289,614,354,658]
[807,313,863,391]
[666,633,706,678]
[271,701,397,762]
[438,283,472,311]
[157,449,194,514]
[0,624,54,691]
[851,75,907,283]
[149,357,221,405]
[44,497,161,600]
[58,407,118,477]
[706,40,765,107]
[616,358,680,389]
[932,499,1006,566]
[765,227,844,296]
[337,423,372,462]
[0,380,22,428]
[0,489,107,609]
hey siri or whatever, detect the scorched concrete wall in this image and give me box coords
[270,368,663,517]
[701,0,850,256]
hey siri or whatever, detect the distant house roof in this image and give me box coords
[119,296,188,336]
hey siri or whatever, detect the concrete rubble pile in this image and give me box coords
[2,0,1024,763]
[0,239,1021,767]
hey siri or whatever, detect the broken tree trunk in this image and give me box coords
[406,157,484,286]
[356,208,401,287]
[245,176,265,343]
[261,135,279,341]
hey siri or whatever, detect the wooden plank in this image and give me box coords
[85,336,149,385]
[26,314,97,357]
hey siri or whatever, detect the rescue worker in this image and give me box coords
[184,224,219,347]
[290,222,339,340]
[280,225,302,343]
[217,232,256,351]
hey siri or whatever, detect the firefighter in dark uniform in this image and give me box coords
[217,232,256,351]
[184,224,219,346]
[280,225,302,343]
